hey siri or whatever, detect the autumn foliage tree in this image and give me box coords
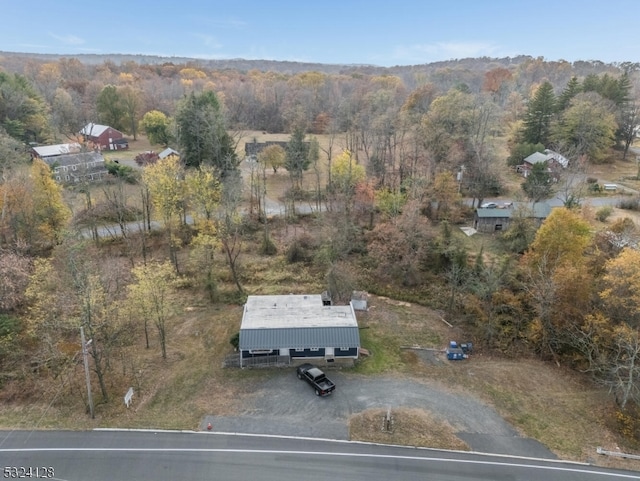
[367,200,432,286]
[330,150,366,195]
[142,156,186,270]
[521,208,593,360]
[141,110,172,147]
[0,159,70,253]
[257,144,286,173]
[0,250,31,312]
[600,248,640,327]
[127,261,176,360]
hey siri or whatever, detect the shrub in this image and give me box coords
[617,197,640,211]
[507,142,545,167]
[105,161,139,184]
[595,206,613,222]
[260,235,278,256]
[285,234,315,263]
[229,332,239,350]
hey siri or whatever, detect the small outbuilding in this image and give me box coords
[239,294,360,367]
[158,147,180,161]
[474,202,551,233]
[350,291,368,311]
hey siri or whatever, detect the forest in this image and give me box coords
[2,51,640,449]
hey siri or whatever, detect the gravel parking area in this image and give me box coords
[202,369,556,459]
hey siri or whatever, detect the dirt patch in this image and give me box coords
[349,407,469,451]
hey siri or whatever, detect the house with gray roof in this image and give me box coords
[473,202,552,233]
[50,151,109,184]
[239,294,360,367]
[519,149,569,178]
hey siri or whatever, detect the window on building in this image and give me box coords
[310,347,319,352]
[294,348,304,352]
[494,224,503,231]
[72,165,77,170]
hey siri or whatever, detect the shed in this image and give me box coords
[473,202,551,233]
[350,291,368,311]
[239,294,360,367]
[80,123,128,150]
[158,147,180,160]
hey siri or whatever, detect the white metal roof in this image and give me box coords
[241,295,358,329]
[159,148,180,159]
[32,143,81,158]
[80,123,110,137]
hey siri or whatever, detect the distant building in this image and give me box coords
[31,143,81,161]
[518,149,568,179]
[473,202,551,233]
[80,123,128,150]
[244,140,290,159]
[158,147,180,161]
[50,151,109,184]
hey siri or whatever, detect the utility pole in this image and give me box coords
[80,326,94,419]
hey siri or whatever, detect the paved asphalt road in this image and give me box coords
[1,430,638,481]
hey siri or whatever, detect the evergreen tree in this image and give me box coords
[522,161,553,203]
[522,81,556,145]
[175,91,238,176]
[285,127,310,188]
[556,76,581,112]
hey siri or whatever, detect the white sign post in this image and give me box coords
[124,387,134,408]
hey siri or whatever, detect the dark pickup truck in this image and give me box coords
[296,363,336,396]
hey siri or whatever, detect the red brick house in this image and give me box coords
[80,123,128,150]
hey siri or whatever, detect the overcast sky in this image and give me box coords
[1,0,637,67]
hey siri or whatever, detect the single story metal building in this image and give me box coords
[473,202,551,233]
[239,294,360,367]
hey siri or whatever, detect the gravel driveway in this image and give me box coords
[202,370,556,459]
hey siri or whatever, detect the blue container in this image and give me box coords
[446,347,465,360]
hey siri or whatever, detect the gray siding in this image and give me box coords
[240,326,360,351]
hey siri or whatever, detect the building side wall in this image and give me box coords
[474,216,511,233]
